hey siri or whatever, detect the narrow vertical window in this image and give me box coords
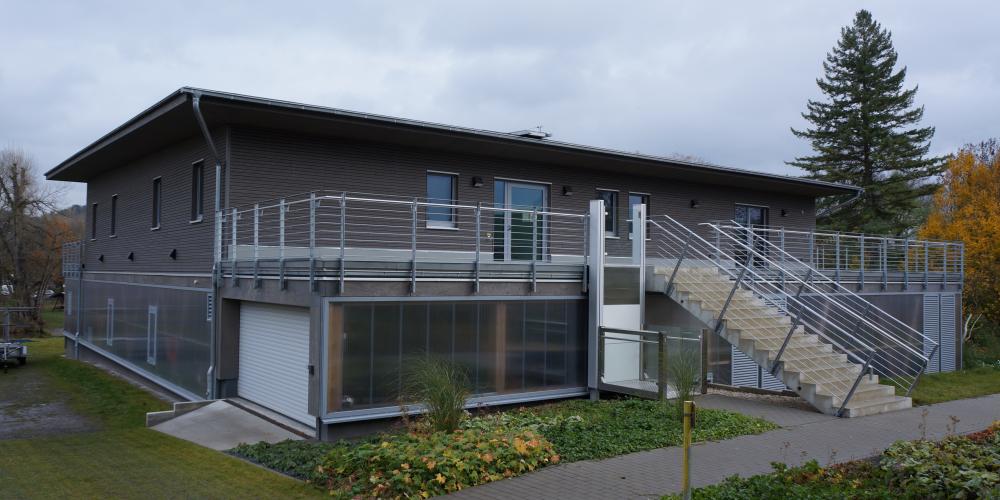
[110,195,118,236]
[91,203,98,239]
[147,305,158,365]
[628,193,650,239]
[596,190,618,236]
[191,161,204,221]
[106,298,115,346]
[151,177,162,229]
[426,172,457,228]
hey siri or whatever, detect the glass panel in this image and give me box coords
[493,180,506,260]
[628,193,649,237]
[332,299,586,412]
[597,190,617,235]
[426,174,456,227]
[508,184,546,261]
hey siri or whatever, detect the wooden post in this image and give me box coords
[657,331,667,401]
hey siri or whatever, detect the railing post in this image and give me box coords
[837,350,874,417]
[230,207,238,287]
[474,202,481,294]
[714,265,748,335]
[339,192,347,294]
[715,227,721,266]
[808,231,815,268]
[907,343,939,396]
[881,237,888,291]
[770,269,812,375]
[410,197,418,295]
[253,204,260,288]
[779,227,786,290]
[665,233,693,296]
[309,192,317,292]
[279,198,286,290]
[903,238,909,290]
[941,242,948,290]
[858,235,865,291]
[657,331,667,401]
[834,232,841,284]
[531,208,538,293]
[923,241,929,290]
[583,214,590,292]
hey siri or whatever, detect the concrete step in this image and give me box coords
[841,395,912,418]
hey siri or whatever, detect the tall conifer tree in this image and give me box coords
[789,10,944,235]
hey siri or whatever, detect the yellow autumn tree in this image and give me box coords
[920,141,1000,327]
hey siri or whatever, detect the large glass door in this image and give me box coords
[493,181,547,261]
[734,204,769,267]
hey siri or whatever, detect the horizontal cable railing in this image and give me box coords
[706,221,938,387]
[648,214,924,411]
[709,222,964,287]
[217,191,590,289]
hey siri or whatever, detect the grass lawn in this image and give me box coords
[0,337,322,499]
[40,306,64,332]
[909,366,1000,405]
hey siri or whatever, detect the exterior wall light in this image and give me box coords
[690,199,700,209]
[472,176,484,187]
[563,185,573,196]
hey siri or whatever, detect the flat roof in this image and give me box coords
[46,87,859,197]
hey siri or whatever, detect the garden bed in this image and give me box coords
[664,420,1000,499]
[230,398,777,498]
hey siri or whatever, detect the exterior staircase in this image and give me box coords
[649,265,913,417]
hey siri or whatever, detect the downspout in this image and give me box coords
[192,92,222,400]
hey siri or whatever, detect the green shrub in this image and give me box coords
[318,427,559,498]
[230,439,338,482]
[881,428,1000,497]
[529,399,776,462]
[404,356,470,432]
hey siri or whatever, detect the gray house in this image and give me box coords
[50,88,963,438]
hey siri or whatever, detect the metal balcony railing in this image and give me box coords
[648,214,934,413]
[707,222,964,289]
[216,191,589,292]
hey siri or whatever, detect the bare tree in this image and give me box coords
[0,147,65,322]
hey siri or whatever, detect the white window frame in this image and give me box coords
[628,192,651,240]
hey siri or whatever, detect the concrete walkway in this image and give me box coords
[152,400,302,450]
[452,394,1000,499]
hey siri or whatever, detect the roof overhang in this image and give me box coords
[46,87,859,197]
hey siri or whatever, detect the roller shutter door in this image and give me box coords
[239,302,313,426]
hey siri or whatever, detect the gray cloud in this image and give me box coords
[2,0,997,207]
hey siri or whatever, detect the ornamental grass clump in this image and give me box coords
[667,346,700,421]
[403,356,470,432]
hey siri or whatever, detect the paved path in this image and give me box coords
[452,394,1000,499]
[152,400,302,450]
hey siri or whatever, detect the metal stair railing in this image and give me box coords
[648,216,881,415]
[704,221,935,397]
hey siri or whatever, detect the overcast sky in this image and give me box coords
[2,1,998,208]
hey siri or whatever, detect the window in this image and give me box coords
[426,172,457,228]
[191,161,204,222]
[91,203,98,239]
[110,195,118,236]
[151,177,162,229]
[628,193,650,239]
[596,189,617,236]
[106,298,115,346]
[146,305,158,365]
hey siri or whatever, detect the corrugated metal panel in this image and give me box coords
[760,367,788,391]
[940,294,957,372]
[239,302,313,426]
[923,294,940,373]
[731,345,759,388]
